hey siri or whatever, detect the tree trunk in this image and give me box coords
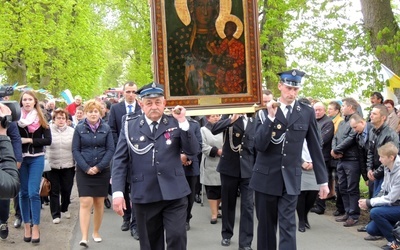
[360,0,400,73]
[5,56,27,86]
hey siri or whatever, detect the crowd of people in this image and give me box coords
[1,71,400,250]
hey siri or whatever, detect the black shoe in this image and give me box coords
[130,228,139,240]
[210,218,217,224]
[298,227,306,233]
[0,224,9,239]
[14,218,21,228]
[333,210,345,216]
[31,237,40,244]
[335,215,349,222]
[310,207,324,215]
[217,213,222,218]
[185,222,190,231]
[357,225,367,232]
[121,220,130,231]
[239,247,253,250]
[195,194,201,204]
[104,197,111,209]
[221,238,231,246]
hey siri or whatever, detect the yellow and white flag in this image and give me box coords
[381,64,400,103]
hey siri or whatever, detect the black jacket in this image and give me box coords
[0,135,20,198]
[367,123,399,179]
[18,126,52,155]
[332,114,359,161]
[317,114,334,162]
[355,122,372,181]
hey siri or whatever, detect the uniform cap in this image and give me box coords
[136,82,164,98]
[277,69,306,88]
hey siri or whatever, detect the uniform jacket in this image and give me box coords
[211,115,255,179]
[0,135,20,199]
[332,114,359,161]
[182,118,202,177]
[250,100,328,196]
[317,114,334,162]
[112,114,199,204]
[108,101,141,145]
[200,122,223,186]
[72,119,115,173]
[18,125,52,155]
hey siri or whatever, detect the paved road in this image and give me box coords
[70,196,385,250]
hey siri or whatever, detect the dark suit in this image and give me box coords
[251,101,328,250]
[211,116,255,248]
[112,114,199,250]
[108,101,141,145]
[314,114,334,211]
[182,118,202,224]
[108,101,141,230]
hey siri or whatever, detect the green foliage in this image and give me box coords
[0,0,152,100]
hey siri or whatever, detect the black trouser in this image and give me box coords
[122,183,137,230]
[47,168,75,219]
[220,174,253,248]
[185,175,198,222]
[134,198,188,250]
[296,190,318,228]
[0,199,10,224]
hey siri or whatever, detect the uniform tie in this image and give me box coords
[286,105,292,121]
[151,121,158,137]
[127,104,133,113]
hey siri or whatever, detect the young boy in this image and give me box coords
[359,142,400,250]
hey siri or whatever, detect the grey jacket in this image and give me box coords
[367,156,400,207]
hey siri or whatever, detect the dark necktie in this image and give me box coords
[286,105,292,121]
[127,104,133,113]
[151,121,158,137]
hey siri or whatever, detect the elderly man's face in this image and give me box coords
[139,97,166,121]
[75,98,82,105]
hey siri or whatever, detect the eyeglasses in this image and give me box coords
[55,117,66,120]
[125,91,136,94]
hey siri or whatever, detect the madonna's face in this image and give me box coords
[194,0,216,27]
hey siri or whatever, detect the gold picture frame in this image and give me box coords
[150,0,262,115]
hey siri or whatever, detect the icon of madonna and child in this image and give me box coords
[167,0,246,96]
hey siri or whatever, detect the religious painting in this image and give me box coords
[151,0,262,113]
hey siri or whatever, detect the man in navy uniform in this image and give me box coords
[108,81,141,238]
[112,82,199,250]
[250,69,329,250]
[211,112,255,250]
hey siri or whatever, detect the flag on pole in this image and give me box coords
[60,89,73,104]
[381,64,400,104]
[382,64,400,92]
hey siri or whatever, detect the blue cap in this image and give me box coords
[277,69,305,88]
[136,82,164,98]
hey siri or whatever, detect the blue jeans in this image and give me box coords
[367,206,400,242]
[19,155,44,225]
[0,199,10,224]
[373,178,384,197]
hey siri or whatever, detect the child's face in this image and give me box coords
[379,154,394,166]
[224,22,236,37]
